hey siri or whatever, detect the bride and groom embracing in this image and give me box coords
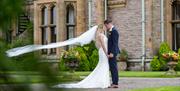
[55,19,120,88]
[6,19,120,88]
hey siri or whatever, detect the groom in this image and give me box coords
[104,19,120,88]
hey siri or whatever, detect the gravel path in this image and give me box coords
[53,77,180,91]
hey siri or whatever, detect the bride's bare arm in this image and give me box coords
[99,35,108,57]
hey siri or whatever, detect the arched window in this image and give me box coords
[41,6,48,54]
[66,4,75,49]
[66,4,75,39]
[172,0,180,51]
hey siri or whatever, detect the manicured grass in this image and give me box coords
[2,71,180,77]
[74,71,180,78]
[129,86,180,91]
[119,71,180,78]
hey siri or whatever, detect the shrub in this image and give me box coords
[158,42,171,55]
[59,41,99,71]
[175,61,180,71]
[118,49,128,62]
[158,57,167,71]
[150,56,161,71]
[175,49,180,71]
[59,56,69,71]
[89,50,99,70]
[150,42,171,71]
[74,47,90,71]
[158,42,171,71]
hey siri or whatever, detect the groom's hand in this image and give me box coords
[108,53,114,58]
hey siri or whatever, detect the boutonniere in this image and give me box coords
[109,28,112,32]
[109,28,113,35]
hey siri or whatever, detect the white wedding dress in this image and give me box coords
[55,34,110,88]
[6,26,111,88]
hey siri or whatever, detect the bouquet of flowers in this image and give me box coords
[162,51,180,61]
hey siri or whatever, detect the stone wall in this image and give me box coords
[108,0,142,59]
[108,0,164,71]
[90,0,105,26]
[152,0,161,55]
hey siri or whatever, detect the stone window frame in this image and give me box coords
[65,2,77,50]
[165,0,180,49]
[38,3,57,55]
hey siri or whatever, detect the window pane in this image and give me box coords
[50,27,57,54]
[51,27,56,43]
[44,8,48,25]
[173,23,180,51]
[176,24,180,50]
[67,5,75,24]
[41,27,48,54]
[41,7,48,25]
[51,6,56,24]
[67,26,74,39]
[67,26,74,49]
[173,1,180,20]
[41,8,45,25]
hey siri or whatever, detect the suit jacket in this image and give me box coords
[108,27,120,55]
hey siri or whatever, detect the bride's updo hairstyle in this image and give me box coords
[96,24,104,34]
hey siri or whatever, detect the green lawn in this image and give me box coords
[129,86,180,91]
[0,71,180,84]
[74,71,180,78]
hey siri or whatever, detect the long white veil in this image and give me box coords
[6,26,98,57]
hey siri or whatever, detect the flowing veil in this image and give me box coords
[6,26,98,57]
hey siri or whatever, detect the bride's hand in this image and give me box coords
[108,53,114,58]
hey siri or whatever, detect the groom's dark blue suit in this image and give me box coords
[108,27,120,85]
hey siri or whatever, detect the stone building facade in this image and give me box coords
[5,0,180,70]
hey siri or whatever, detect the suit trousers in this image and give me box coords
[108,55,119,85]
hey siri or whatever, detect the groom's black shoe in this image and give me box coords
[111,85,118,88]
[108,84,118,88]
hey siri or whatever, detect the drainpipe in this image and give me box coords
[141,0,146,71]
[104,0,107,20]
[160,0,164,42]
[104,0,108,35]
[88,0,92,29]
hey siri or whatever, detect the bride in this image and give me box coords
[54,25,110,88]
[6,25,111,88]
